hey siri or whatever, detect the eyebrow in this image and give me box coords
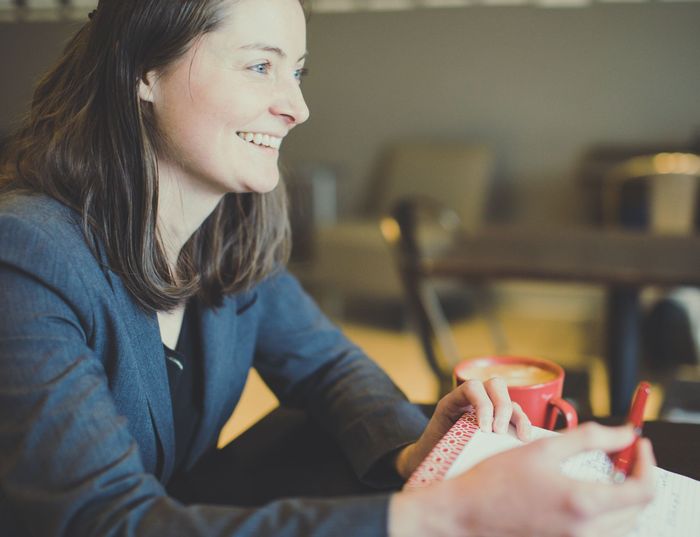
[239,43,308,62]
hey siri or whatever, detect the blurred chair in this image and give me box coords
[381,196,506,396]
[603,152,700,234]
[304,142,494,324]
[602,152,700,373]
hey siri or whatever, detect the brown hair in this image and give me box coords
[0,0,293,311]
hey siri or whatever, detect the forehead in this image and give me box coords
[209,0,307,55]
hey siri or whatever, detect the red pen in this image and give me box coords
[610,381,651,483]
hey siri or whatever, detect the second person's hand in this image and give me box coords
[389,422,656,537]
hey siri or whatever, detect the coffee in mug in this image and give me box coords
[453,355,578,430]
[455,362,557,387]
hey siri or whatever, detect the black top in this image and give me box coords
[164,302,203,474]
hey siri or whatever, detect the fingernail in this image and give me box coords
[480,418,492,432]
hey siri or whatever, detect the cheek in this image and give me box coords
[153,71,272,167]
[155,96,236,156]
[187,75,270,132]
[227,101,270,135]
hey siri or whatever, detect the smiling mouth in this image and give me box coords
[236,131,282,150]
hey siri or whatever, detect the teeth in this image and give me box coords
[237,131,282,149]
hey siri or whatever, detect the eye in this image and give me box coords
[249,61,271,75]
[294,67,309,83]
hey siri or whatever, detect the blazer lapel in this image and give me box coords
[103,268,176,481]
[187,298,239,463]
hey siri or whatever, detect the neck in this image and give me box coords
[156,161,224,272]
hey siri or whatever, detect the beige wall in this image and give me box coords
[0,21,81,132]
[282,4,700,223]
[2,5,699,224]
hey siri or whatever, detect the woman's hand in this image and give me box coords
[394,378,532,479]
[389,423,656,537]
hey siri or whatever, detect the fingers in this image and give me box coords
[562,438,656,518]
[484,377,511,433]
[629,437,656,482]
[542,422,636,462]
[575,472,655,516]
[510,402,532,441]
[445,377,531,436]
[458,379,494,432]
[601,508,645,537]
[575,504,646,537]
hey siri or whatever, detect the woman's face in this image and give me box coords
[140,0,309,197]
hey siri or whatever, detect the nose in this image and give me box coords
[271,78,310,127]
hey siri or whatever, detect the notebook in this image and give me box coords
[405,410,699,536]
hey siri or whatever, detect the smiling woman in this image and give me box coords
[141,0,310,204]
[0,1,656,537]
[2,0,307,313]
[0,1,431,535]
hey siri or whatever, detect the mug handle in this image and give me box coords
[545,397,579,430]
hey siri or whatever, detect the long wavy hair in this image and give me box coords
[0,0,294,311]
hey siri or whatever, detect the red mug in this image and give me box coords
[453,355,578,430]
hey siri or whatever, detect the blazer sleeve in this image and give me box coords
[0,214,392,537]
[253,271,429,487]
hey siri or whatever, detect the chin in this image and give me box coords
[241,172,280,194]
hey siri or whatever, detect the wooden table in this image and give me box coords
[420,226,700,415]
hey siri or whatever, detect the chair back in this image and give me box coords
[373,143,493,232]
[381,197,463,395]
[603,152,700,235]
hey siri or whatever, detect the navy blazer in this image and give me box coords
[0,192,428,537]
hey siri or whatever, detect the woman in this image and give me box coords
[0,1,654,536]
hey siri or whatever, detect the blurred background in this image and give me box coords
[2,0,700,443]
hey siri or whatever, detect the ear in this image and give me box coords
[138,70,158,104]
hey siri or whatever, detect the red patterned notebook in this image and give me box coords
[404,411,482,489]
